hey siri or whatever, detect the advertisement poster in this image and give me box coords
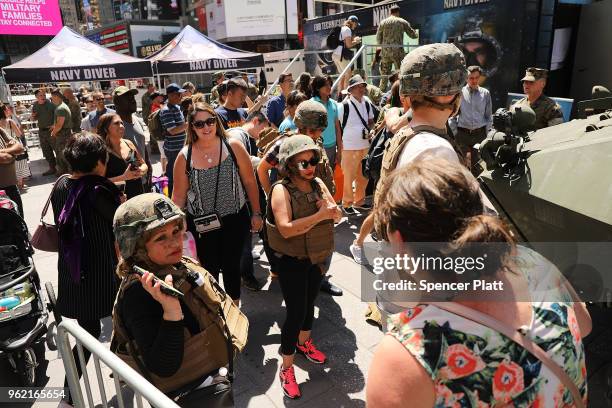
[0,0,62,36]
[130,24,181,58]
[207,0,297,41]
[303,0,530,108]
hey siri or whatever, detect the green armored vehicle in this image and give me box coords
[477,104,612,407]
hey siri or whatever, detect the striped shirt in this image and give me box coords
[159,103,186,152]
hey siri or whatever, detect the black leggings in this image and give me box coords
[276,254,324,356]
[187,206,250,300]
[64,318,102,403]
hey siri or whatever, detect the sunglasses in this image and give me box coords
[94,97,104,101]
[192,117,217,129]
[297,157,319,170]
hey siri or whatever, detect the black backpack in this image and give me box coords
[326,26,342,49]
[361,127,393,185]
[340,99,375,131]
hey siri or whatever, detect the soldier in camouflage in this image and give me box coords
[376,4,418,92]
[510,68,564,130]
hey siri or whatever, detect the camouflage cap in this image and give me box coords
[294,99,328,130]
[213,71,225,80]
[521,67,548,82]
[113,193,185,259]
[399,43,467,97]
[278,134,321,170]
[112,86,138,97]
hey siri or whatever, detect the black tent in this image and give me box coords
[2,26,153,84]
[148,25,264,75]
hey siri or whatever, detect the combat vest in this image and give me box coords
[110,257,248,394]
[375,125,463,206]
[266,178,334,266]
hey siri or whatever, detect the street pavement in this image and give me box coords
[1,144,383,407]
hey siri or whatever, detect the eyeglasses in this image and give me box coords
[192,118,217,129]
[94,97,104,101]
[297,157,319,170]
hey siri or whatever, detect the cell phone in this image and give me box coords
[133,265,184,298]
[114,181,126,193]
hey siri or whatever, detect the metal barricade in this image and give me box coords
[56,319,179,408]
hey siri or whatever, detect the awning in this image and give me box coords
[148,25,264,75]
[2,26,153,84]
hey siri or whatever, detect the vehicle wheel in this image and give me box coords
[45,282,62,323]
[16,348,38,386]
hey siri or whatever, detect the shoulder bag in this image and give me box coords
[31,175,69,252]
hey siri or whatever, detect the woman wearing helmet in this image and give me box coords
[266,135,342,399]
[111,193,247,406]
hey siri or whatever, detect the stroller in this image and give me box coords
[0,196,49,385]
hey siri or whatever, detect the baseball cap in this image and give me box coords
[521,67,548,82]
[390,4,400,12]
[112,86,138,97]
[150,91,165,100]
[166,83,186,94]
[348,15,360,26]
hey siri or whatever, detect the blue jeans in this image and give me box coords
[164,148,179,197]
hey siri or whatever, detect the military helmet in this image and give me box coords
[278,135,321,172]
[113,193,185,259]
[592,85,611,99]
[293,100,328,130]
[399,43,467,97]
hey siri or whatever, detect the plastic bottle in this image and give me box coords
[2,282,31,300]
[0,296,20,310]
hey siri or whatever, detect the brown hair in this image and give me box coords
[96,113,121,144]
[286,90,308,109]
[185,102,226,144]
[374,158,514,274]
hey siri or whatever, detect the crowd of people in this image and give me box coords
[0,29,592,406]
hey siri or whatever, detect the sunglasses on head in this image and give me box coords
[297,157,319,170]
[192,117,217,129]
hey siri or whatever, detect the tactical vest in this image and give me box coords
[110,257,248,393]
[375,125,463,206]
[266,178,334,266]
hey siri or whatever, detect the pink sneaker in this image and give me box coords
[296,338,327,364]
[279,366,301,399]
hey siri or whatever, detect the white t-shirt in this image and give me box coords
[338,95,374,150]
[334,26,352,56]
[396,132,459,167]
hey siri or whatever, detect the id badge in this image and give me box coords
[193,213,222,234]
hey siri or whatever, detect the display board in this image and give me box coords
[0,0,62,36]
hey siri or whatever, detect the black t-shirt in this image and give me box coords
[215,106,247,130]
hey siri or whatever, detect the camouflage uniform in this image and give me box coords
[376,13,417,92]
[510,68,563,130]
[67,98,82,133]
[53,101,73,174]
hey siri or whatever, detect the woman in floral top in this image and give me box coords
[366,159,591,407]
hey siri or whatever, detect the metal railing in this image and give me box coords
[57,319,179,408]
[331,44,367,94]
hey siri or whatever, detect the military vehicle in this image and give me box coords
[477,101,612,407]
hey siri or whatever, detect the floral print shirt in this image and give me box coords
[387,248,588,407]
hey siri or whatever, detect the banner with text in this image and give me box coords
[0,0,62,36]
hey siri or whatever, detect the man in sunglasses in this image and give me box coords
[86,91,115,129]
[265,73,294,128]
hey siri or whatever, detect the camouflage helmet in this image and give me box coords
[293,100,328,130]
[113,193,185,260]
[399,43,467,97]
[278,134,322,172]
